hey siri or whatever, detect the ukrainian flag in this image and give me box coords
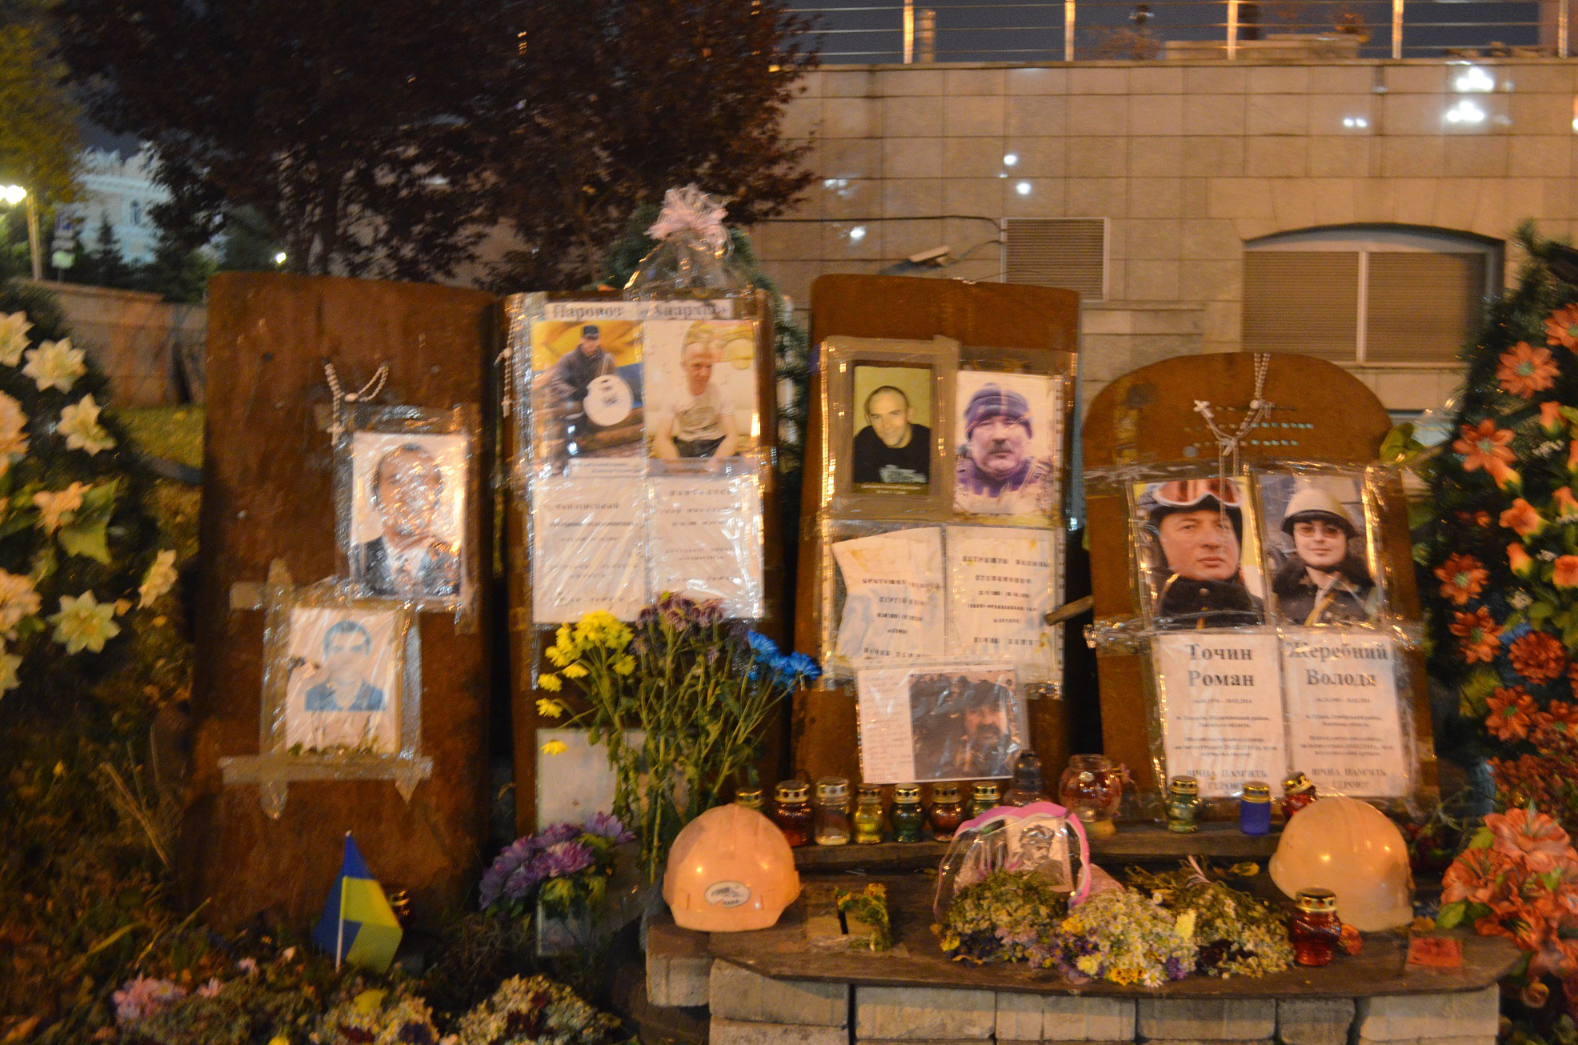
[312,833,403,972]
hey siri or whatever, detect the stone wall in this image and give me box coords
[36,280,206,407]
[648,920,1502,1045]
[748,58,1578,411]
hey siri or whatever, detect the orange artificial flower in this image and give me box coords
[1546,304,1578,350]
[1498,342,1560,397]
[1569,439,1578,473]
[1450,606,1502,663]
[1511,630,1567,685]
[1557,555,1578,587]
[1542,401,1566,433]
[1487,458,1523,491]
[1509,542,1535,577]
[1557,488,1578,519]
[1486,686,1537,742]
[1435,553,1488,605]
[1500,497,1545,537]
[1454,419,1517,473]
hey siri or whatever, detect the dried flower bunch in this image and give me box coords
[1126,862,1294,978]
[454,975,624,1045]
[478,814,635,917]
[934,870,1070,967]
[835,883,893,952]
[1054,888,1197,987]
[537,596,818,880]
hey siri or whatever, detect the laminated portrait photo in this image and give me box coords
[953,371,1060,521]
[856,663,1024,784]
[1130,476,1266,629]
[850,364,935,490]
[281,607,403,755]
[349,431,469,610]
[642,318,759,464]
[530,318,644,476]
[1257,472,1382,626]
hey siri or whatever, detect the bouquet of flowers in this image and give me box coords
[316,989,440,1045]
[537,597,819,880]
[1053,888,1198,987]
[478,813,635,918]
[454,975,624,1045]
[1127,861,1293,978]
[1439,804,1578,993]
[933,870,1069,967]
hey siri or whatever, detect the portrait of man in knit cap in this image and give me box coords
[953,372,1058,519]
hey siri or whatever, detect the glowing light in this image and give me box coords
[1015,181,1032,196]
[1003,152,1019,166]
[848,226,866,242]
[273,251,288,264]
[0,185,24,206]
[1453,66,1495,93]
[1342,116,1369,129]
[1445,100,1487,125]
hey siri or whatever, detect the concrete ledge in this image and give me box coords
[1137,998,1277,1040]
[1277,998,1356,1045]
[857,985,997,1040]
[997,994,1137,1041]
[710,960,850,1027]
[710,1017,846,1045]
[1355,986,1500,1042]
[645,920,713,1008]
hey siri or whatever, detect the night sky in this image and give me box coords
[787,0,1544,62]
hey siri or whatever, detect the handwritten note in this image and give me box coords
[649,476,764,618]
[532,478,646,622]
[832,528,945,671]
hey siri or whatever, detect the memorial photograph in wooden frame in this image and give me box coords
[820,336,957,518]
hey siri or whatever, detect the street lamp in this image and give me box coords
[0,185,41,282]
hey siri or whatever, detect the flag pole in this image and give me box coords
[336,832,350,971]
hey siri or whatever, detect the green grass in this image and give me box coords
[115,406,205,470]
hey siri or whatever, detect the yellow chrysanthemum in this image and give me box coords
[613,655,636,676]
[544,644,572,667]
[536,697,565,718]
[541,739,568,755]
[562,662,589,679]
[539,673,562,692]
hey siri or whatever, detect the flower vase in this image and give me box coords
[535,898,594,957]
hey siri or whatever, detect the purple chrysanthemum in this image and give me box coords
[585,812,635,844]
[480,836,543,909]
[537,839,595,878]
[537,821,581,845]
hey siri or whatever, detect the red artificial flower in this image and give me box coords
[1450,607,1502,663]
[1547,304,1578,350]
[1486,687,1538,742]
[1557,488,1578,520]
[1512,630,1568,685]
[1436,553,1489,605]
[1557,555,1578,588]
[1487,806,1574,861]
[1510,542,1536,577]
[1454,419,1517,473]
[1501,498,1545,537]
[1543,401,1566,434]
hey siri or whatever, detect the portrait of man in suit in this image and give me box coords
[352,436,465,603]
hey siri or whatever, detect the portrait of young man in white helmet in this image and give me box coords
[1261,475,1380,625]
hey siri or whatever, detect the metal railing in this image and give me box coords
[790,0,1565,62]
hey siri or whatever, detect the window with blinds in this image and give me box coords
[1242,251,1359,360]
[1242,235,1492,363]
[1003,218,1107,302]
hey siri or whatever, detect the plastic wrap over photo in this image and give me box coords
[531,319,644,474]
[1132,477,1265,629]
[349,432,468,604]
[281,607,402,754]
[1258,473,1381,626]
[953,371,1059,520]
[644,319,759,462]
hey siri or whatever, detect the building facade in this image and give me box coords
[747,59,1578,414]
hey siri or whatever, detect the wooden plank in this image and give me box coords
[1081,352,1435,793]
[707,875,1519,998]
[794,275,1082,792]
[182,273,496,931]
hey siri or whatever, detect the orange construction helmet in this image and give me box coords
[663,804,801,932]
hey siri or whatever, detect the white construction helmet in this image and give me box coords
[1270,796,1413,931]
[1281,484,1358,537]
[663,804,801,932]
